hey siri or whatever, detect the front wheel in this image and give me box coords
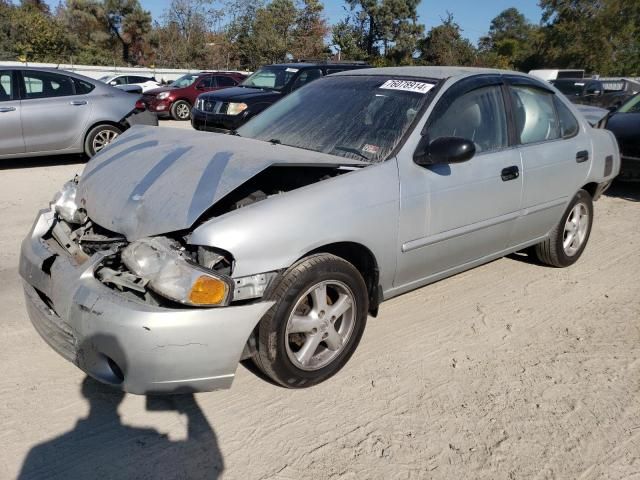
[253,254,369,388]
[534,189,594,267]
[170,100,191,120]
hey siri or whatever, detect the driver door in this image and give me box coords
[395,76,523,289]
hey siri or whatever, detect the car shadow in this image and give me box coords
[0,154,86,171]
[604,180,640,202]
[17,376,224,480]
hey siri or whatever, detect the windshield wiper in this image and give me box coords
[333,145,370,161]
[230,130,241,137]
[268,138,281,145]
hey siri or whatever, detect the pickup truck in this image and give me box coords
[551,78,638,110]
[20,67,620,394]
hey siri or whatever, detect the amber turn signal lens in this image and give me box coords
[189,276,228,305]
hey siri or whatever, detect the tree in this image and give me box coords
[477,7,542,71]
[334,0,423,64]
[103,0,152,64]
[291,0,329,60]
[539,0,640,75]
[418,13,476,66]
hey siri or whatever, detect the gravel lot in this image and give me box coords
[1,120,639,480]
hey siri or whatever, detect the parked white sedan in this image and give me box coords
[98,74,161,93]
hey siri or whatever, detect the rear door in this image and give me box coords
[505,76,591,245]
[0,70,25,155]
[19,70,93,153]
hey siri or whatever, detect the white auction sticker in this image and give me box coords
[285,68,299,73]
[379,79,434,94]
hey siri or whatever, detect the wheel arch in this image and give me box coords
[303,242,381,317]
[581,182,599,199]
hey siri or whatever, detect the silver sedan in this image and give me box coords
[0,67,157,160]
[20,67,619,394]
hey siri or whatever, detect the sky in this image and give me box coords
[45,0,544,45]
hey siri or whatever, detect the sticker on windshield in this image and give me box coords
[362,144,380,155]
[575,82,585,86]
[285,68,299,73]
[379,80,434,94]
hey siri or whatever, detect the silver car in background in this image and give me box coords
[0,67,157,160]
[20,67,619,394]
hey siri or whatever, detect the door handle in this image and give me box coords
[0,106,16,112]
[501,165,519,181]
[576,150,589,163]
[70,100,87,106]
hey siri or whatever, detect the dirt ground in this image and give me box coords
[1,122,639,479]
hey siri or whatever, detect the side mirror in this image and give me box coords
[414,136,476,166]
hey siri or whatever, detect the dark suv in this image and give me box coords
[143,71,247,121]
[550,78,638,110]
[191,62,369,132]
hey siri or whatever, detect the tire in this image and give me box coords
[253,253,369,388]
[534,189,594,267]
[170,100,191,121]
[84,124,122,158]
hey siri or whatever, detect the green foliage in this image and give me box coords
[333,0,423,64]
[418,13,476,66]
[539,0,640,76]
[476,7,542,71]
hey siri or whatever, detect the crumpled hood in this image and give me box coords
[78,126,366,240]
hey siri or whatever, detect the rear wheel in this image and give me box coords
[84,124,122,158]
[171,100,191,120]
[534,189,593,267]
[253,254,369,388]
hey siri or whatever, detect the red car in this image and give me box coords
[143,72,246,121]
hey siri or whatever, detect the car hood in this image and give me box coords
[200,86,282,102]
[77,126,367,240]
[145,86,177,95]
[575,105,609,126]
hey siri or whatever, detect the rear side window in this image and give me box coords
[129,76,150,83]
[510,86,560,144]
[215,76,236,87]
[0,71,12,101]
[427,85,509,153]
[73,79,95,95]
[22,71,75,99]
[554,97,579,138]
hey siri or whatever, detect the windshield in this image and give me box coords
[618,93,640,113]
[551,80,585,96]
[172,74,198,88]
[237,76,434,162]
[241,66,298,91]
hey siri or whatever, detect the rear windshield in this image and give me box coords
[238,76,435,162]
[241,66,298,91]
[551,80,585,96]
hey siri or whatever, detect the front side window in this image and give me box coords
[237,76,433,162]
[241,67,298,91]
[291,69,323,91]
[427,85,509,153]
[22,71,75,99]
[216,76,236,87]
[510,86,560,144]
[554,97,579,138]
[0,71,12,101]
[197,76,214,89]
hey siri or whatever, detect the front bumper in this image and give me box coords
[19,210,273,394]
[191,108,244,132]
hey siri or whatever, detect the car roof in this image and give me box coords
[264,62,367,69]
[332,66,524,80]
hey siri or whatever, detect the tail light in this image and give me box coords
[135,99,146,111]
